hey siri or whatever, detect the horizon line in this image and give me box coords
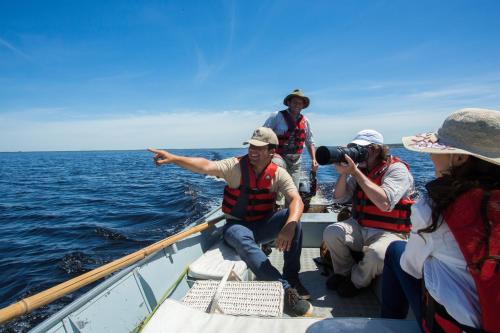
[0,143,406,154]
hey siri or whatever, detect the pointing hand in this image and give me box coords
[147,148,176,166]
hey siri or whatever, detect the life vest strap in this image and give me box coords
[356,212,411,225]
[277,110,306,155]
[356,197,412,212]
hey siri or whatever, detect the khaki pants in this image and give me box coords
[322,217,406,288]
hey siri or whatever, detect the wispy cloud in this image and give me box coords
[0,109,270,151]
[192,3,237,84]
[0,37,32,61]
[1,73,499,152]
[193,43,216,84]
[310,75,500,113]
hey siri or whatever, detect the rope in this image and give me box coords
[134,266,189,333]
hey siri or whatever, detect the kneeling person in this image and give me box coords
[148,127,312,316]
[322,130,415,297]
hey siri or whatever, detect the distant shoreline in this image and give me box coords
[1,144,406,154]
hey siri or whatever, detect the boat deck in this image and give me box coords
[269,247,381,318]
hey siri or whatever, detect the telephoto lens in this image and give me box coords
[316,145,369,165]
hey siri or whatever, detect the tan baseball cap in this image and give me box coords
[243,127,279,146]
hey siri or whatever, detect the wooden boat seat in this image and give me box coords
[141,299,422,333]
[188,240,248,280]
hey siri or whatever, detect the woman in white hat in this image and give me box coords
[380,108,500,332]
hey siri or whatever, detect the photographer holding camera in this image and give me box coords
[320,129,415,297]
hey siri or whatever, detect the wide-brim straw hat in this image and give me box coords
[402,108,500,166]
[283,89,310,109]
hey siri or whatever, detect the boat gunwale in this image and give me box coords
[0,207,224,328]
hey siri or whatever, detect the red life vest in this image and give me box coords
[422,189,500,333]
[221,155,278,222]
[352,156,414,233]
[276,110,306,155]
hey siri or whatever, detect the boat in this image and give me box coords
[0,203,420,332]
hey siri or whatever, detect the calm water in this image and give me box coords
[0,148,434,332]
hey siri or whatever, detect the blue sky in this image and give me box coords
[1,0,499,151]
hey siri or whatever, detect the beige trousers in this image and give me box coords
[322,217,406,288]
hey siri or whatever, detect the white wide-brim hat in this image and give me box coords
[402,108,500,166]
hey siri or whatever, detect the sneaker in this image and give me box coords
[284,288,313,317]
[337,279,362,298]
[326,274,347,291]
[286,277,311,300]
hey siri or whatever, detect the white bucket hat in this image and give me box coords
[402,108,500,166]
[350,129,384,146]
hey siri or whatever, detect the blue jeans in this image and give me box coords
[381,241,423,325]
[223,209,302,290]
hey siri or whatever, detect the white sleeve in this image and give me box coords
[304,117,315,147]
[381,162,414,210]
[263,112,278,128]
[332,176,356,204]
[400,197,433,278]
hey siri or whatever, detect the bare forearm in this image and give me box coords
[333,174,348,199]
[352,169,390,211]
[172,155,218,175]
[286,192,304,223]
[307,144,316,162]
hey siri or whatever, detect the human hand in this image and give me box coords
[147,148,176,166]
[311,159,319,172]
[276,222,297,252]
[334,155,357,175]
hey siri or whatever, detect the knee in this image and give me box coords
[223,225,251,247]
[384,241,407,265]
[323,224,345,244]
[364,248,385,264]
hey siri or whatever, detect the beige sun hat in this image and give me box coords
[283,89,310,109]
[243,127,279,147]
[402,108,500,166]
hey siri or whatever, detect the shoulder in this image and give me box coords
[411,195,433,230]
[274,165,290,179]
[389,158,410,170]
[214,157,239,172]
[274,166,295,187]
[269,110,285,119]
[264,111,283,126]
[385,159,411,176]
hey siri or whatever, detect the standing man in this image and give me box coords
[322,130,415,297]
[148,127,313,316]
[264,89,318,190]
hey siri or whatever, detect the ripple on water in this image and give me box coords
[0,148,435,332]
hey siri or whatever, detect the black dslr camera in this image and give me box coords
[316,145,369,165]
